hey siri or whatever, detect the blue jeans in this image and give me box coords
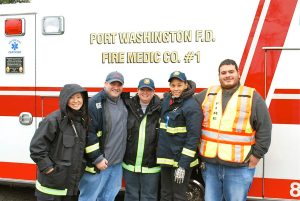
[201,163,255,201]
[123,169,160,201]
[78,163,122,201]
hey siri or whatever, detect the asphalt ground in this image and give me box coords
[0,184,265,201]
[0,184,124,201]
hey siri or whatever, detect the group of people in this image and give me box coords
[29,58,272,201]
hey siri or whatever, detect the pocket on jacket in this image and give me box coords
[40,163,70,189]
[62,134,75,161]
[168,111,180,121]
[63,134,75,147]
[167,110,184,128]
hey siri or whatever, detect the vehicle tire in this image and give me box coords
[186,179,205,201]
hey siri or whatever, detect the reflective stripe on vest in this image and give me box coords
[36,180,67,196]
[157,157,199,167]
[122,162,161,173]
[202,86,221,128]
[160,123,187,134]
[201,128,255,145]
[200,86,255,163]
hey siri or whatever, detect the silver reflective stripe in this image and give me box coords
[202,129,254,143]
[235,87,249,132]
[202,129,218,139]
[234,145,242,162]
[199,140,205,154]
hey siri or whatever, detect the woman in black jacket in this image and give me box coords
[157,71,202,201]
[30,84,89,201]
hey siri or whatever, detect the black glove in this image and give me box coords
[174,167,185,184]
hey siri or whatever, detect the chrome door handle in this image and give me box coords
[19,112,33,125]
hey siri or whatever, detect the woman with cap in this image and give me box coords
[157,71,202,201]
[30,84,89,201]
[123,78,161,201]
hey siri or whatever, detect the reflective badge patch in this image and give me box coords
[96,102,102,109]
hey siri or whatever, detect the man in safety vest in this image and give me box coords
[194,59,272,201]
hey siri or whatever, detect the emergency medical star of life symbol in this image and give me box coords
[11,42,18,50]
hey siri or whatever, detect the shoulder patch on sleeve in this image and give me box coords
[96,102,102,109]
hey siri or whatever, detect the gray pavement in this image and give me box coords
[0,184,124,201]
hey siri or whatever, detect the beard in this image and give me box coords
[220,80,240,90]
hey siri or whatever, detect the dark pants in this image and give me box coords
[36,190,77,201]
[123,169,160,201]
[160,166,191,201]
[37,196,77,201]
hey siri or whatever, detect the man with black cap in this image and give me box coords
[122,78,161,201]
[79,71,128,201]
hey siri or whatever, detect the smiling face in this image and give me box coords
[104,81,123,99]
[169,78,188,98]
[219,64,240,89]
[138,87,154,104]
[67,92,83,111]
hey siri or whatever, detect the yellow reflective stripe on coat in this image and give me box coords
[157,158,198,167]
[190,158,199,167]
[135,116,147,172]
[85,166,96,173]
[122,162,161,173]
[160,123,187,134]
[97,131,102,137]
[85,143,99,153]
[157,158,175,166]
[36,180,67,196]
[182,148,196,157]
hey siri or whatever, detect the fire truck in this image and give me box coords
[0,0,299,200]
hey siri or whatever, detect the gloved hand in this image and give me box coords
[174,167,185,184]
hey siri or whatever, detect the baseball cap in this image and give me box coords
[138,78,155,90]
[168,71,187,82]
[105,71,124,84]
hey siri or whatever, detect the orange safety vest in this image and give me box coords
[199,85,256,163]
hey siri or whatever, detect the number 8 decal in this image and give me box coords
[290,182,300,198]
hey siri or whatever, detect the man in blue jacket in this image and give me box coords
[79,71,128,201]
